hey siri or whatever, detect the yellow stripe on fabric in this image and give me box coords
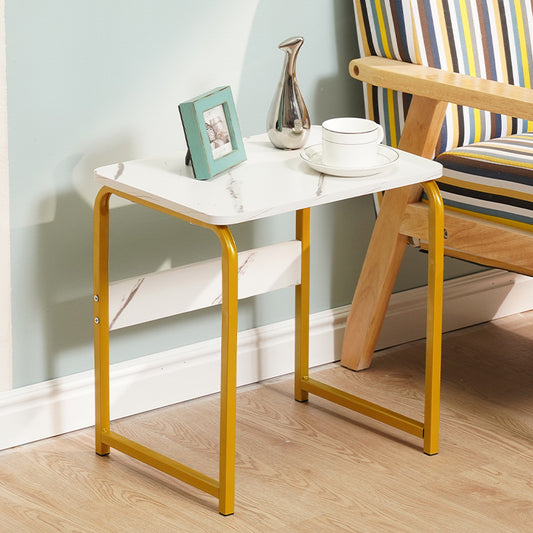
[445,150,533,169]
[457,1,482,142]
[354,0,371,56]
[459,1,477,76]
[472,110,482,147]
[439,175,533,202]
[421,199,533,231]
[375,0,392,58]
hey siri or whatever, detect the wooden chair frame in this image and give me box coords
[341,56,533,371]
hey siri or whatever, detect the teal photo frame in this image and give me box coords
[179,86,246,180]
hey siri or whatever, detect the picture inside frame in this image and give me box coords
[203,104,233,160]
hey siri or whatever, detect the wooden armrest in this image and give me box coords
[350,56,533,121]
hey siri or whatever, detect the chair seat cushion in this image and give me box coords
[435,133,533,230]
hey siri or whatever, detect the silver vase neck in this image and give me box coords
[278,36,304,74]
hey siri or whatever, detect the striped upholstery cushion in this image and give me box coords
[354,0,533,229]
[437,133,533,228]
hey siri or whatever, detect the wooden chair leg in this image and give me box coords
[341,96,447,370]
[340,185,415,370]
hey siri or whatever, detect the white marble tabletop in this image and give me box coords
[95,126,442,225]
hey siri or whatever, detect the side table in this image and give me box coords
[93,126,444,515]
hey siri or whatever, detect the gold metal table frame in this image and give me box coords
[93,181,444,516]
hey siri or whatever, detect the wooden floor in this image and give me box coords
[1,311,532,532]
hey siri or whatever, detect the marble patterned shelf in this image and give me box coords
[95,126,442,225]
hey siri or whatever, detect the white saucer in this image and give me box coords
[300,144,399,177]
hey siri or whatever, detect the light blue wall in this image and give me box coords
[6,1,481,387]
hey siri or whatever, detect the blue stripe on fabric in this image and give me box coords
[422,0,442,69]
[451,0,470,74]
[392,0,410,61]
[368,0,387,57]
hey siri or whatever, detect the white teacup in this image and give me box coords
[322,118,384,168]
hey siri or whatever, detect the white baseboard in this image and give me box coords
[375,269,533,349]
[1,269,532,450]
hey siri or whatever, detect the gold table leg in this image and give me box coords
[215,225,239,515]
[421,180,444,455]
[294,182,444,455]
[93,187,238,515]
[295,208,311,402]
[93,188,112,457]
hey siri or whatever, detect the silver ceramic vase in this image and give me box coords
[267,36,310,149]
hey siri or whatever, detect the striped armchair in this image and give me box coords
[342,0,533,370]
